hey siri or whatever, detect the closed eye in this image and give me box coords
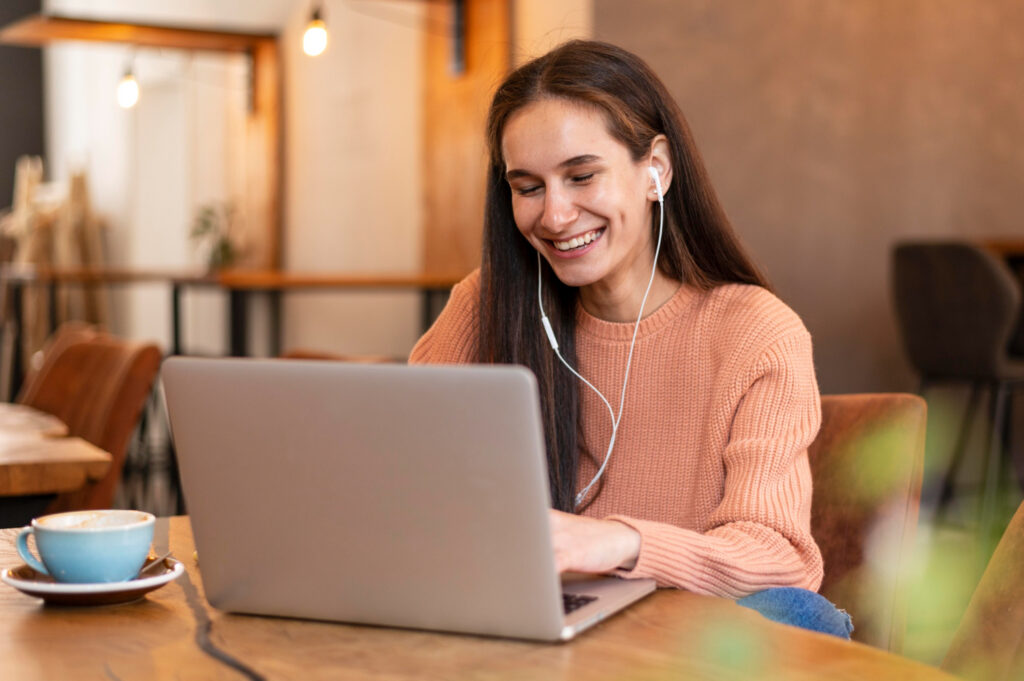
[509,170,595,196]
[513,184,541,196]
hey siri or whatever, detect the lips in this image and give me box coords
[550,227,605,252]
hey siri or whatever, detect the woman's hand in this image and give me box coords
[548,509,641,574]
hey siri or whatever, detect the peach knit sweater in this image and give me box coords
[410,270,824,597]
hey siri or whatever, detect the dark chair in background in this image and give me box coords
[16,322,162,511]
[892,242,1024,539]
[808,393,927,653]
[942,498,1024,681]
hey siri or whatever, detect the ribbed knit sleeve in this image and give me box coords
[409,270,481,364]
[607,326,823,597]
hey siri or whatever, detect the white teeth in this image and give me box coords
[554,229,602,251]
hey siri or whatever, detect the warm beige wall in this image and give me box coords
[595,0,1024,392]
[42,0,427,359]
[281,0,424,358]
[43,0,278,355]
[513,0,592,63]
[43,36,245,355]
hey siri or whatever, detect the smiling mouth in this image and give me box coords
[550,228,605,252]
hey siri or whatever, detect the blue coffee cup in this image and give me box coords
[16,510,155,583]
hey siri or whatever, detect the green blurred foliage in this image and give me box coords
[190,201,238,271]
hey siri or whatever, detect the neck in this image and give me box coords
[579,268,679,323]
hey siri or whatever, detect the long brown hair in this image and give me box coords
[478,40,768,512]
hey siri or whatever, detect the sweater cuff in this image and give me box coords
[605,514,821,597]
[606,513,746,593]
[608,514,748,593]
[606,515,663,581]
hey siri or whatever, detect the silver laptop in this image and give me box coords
[161,357,655,641]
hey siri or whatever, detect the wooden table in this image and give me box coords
[0,264,464,361]
[0,404,111,527]
[212,269,465,357]
[0,404,110,497]
[0,516,957,681]
[0,265,210,398]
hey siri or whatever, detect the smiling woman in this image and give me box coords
[502,99,676,320]
[409,40,848,638]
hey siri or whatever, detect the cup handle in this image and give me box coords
[16,527,49,576]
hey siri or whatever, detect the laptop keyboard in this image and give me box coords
[562,593,598,615]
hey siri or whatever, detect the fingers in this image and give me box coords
[550,511,599,574]
[547,509,641,574]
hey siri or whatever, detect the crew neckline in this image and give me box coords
[575,282,700,342]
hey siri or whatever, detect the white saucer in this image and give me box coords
[1,558,184,605]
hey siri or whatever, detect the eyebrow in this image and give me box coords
[505,154,602,181]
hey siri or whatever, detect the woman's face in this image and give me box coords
[502,98,657,297]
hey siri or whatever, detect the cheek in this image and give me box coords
[584,179,639,215]
[615,182,651,223]
[510,198,538,237]
[587,187,634,225]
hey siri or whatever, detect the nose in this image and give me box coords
[540,186,578,233]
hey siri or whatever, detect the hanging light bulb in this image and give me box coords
[303,4,328,57]
[117,68,139,109]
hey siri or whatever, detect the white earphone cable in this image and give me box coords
[537,172,665,508]
[537,252,616,428]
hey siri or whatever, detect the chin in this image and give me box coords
[546,264,603,289]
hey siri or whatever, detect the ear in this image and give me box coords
[647,135,673,201]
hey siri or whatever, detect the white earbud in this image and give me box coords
[648,166,663,203]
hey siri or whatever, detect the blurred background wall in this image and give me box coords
[42,0,428,358]
[23,0,1024,392]
[35,0,591,360]
[594,0,1024,393]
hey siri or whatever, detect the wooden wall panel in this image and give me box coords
[245,38,282,269]
[422,0,510,276]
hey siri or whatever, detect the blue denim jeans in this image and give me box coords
[736,588,853,639]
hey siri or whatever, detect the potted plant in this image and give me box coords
[190,202,239,271]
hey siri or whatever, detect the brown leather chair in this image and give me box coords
[16,322,162,511]
[942,499,1024,681]
[808,393,927,653]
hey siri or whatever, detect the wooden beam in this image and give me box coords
[421,0,510,276]
[0,14,274,53]
[247,37,282,270]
